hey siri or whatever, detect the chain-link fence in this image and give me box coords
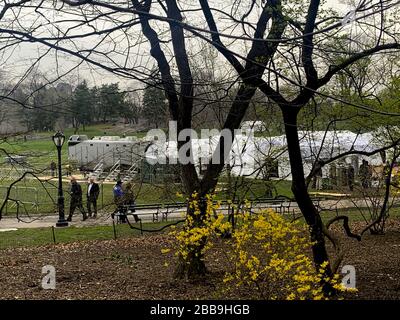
[0,183,116,216]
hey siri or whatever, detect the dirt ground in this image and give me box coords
[330,219,400,300]
[0,220,399,300]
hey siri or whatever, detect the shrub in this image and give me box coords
[165,195,353,299]
[223,210,351,299]
[169,193,231,265]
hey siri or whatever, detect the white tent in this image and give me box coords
[144,130,388,181]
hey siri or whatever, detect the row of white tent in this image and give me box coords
[145,130,387,180]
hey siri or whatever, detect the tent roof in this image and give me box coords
[145,130,385,163]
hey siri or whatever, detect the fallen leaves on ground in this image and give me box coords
[0,221,399,300]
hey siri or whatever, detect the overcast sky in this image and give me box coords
[0,0,353,89]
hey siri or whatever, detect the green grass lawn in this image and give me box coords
[0,174,293,215]
[0,221,175,249]
[210,177,293,200]
[0,179,185,215]
[1,204,399,250]
[0,124,149,168]
[0,124,358,215]
[319,205,400,224]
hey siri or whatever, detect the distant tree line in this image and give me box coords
[2,77,168,133]
[3,67,400,136]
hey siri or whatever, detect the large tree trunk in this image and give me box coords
[174,195,207,280]
[174,246,207,280]
[282,109,335,295]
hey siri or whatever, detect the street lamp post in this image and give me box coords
[53,132,68,227]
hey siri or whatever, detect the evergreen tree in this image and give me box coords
[142,83,167,129]
[97,83,126,123]
[70,80,94,132]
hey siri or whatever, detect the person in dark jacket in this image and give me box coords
[123,181,140,223]
[67,177,87,222]
[87,177,100,218]
[359,160,371,189]
[113,180,124,203]
[112,180,126,223]
[50,161,56,177]
[347,164,355,191]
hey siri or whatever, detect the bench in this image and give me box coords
[131,204,165,222]
[112,196,332,224]
[134,202,187,222]
[112,202,187,223]
[112,206,141,224]
[159,203,187,221]
[111,209,144,236]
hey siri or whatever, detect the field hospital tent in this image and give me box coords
[145,130,387,181]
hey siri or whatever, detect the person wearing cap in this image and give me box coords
[112,180,126,223]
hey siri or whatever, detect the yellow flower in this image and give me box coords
[167,195,353,300]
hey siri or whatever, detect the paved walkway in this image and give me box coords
[0,215,111,230]
[0,197,396,230]
[0,207,187,230]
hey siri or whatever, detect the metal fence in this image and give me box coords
[0,222,162,250]
[0,184,113,216]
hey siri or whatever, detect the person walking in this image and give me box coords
[123,181,140,223]
[65,164,72,177]
[315,167,323,190]
[359,160,369,189]
[360,160,373,189]
[329,163,337,189]
[366,161,373,188]
[50,161,56,177]
[87,177,100,219]
[112,180,126,223]
[347,164,355,192]
[67,177,87,222]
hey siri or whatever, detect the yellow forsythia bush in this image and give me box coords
[166,195,352,299]
[169,193,231,263]
[223,210,350,300]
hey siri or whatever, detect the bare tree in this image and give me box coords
[1,0,399,293]
[197,0,400,293]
